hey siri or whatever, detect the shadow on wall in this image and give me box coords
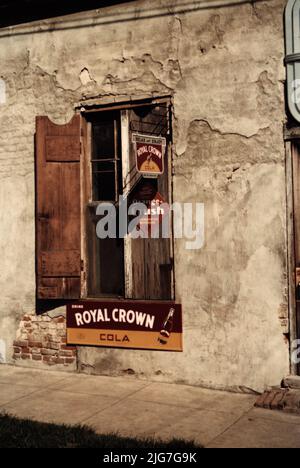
[0,0,133,28]
[36,299,71,315]
[0,0,269,35]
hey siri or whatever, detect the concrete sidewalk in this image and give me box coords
[0,364,300,448]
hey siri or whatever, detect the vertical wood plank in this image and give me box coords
[80,117,90,298]
[121,110,134,299]
[292,142,300,374]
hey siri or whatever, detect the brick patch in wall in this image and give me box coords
[254,388,300,413]
[13,314,76,367]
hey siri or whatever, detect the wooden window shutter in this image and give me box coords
[128,103,173,300]
[36,115,81,299]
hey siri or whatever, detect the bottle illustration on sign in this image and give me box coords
[158,308,175,345]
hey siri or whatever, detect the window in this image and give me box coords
[91,112,122,202]
[86,111,124,298]
[35,98,173,302]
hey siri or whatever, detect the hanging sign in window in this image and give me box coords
[128,178,169,236]
[67,301,183,352]
[132,133,166,177]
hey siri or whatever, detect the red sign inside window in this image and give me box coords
[129,179,169,236]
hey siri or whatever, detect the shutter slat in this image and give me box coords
[36,115,81,300]
[45,136,80,162]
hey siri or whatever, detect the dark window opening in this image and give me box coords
[86,111,124,298]
[91,112,122,202]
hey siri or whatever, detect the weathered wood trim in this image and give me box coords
[288,141,298,374]
[36,115,81,299]
[77,96,172,114]
[80,117,90,298]
[284,126,300,141]
[168,107,175,301]
[121,109,133,299]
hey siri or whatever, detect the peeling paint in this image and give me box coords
[0,0,290,392]
[79,67,96,86]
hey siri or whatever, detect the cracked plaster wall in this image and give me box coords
[0,0,290,391]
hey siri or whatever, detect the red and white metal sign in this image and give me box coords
[132,133,166,177]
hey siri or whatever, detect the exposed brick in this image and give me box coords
[53,357,65,365]
[255,391,269,408]
[50,356,65,364]
[49,342,60,350]
[41,348,57,356]
[53,317,65,324]
[255,389,288,410]
[263,390,277,409]
[65,357,75,364]
[28,341,43,348]
[47,361,58,366]
[14,312,75,368]
[13,340,28,348]
[61,345,77,351]
[270,390,287,410]
[59,350,74,357]
[21,354,31,360]
[282,391,300,412]
[32,354,42,361]
[28,333,42,341]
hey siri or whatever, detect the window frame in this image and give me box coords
[79,97,175,301]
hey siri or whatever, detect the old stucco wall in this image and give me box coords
[0,0,290,391]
